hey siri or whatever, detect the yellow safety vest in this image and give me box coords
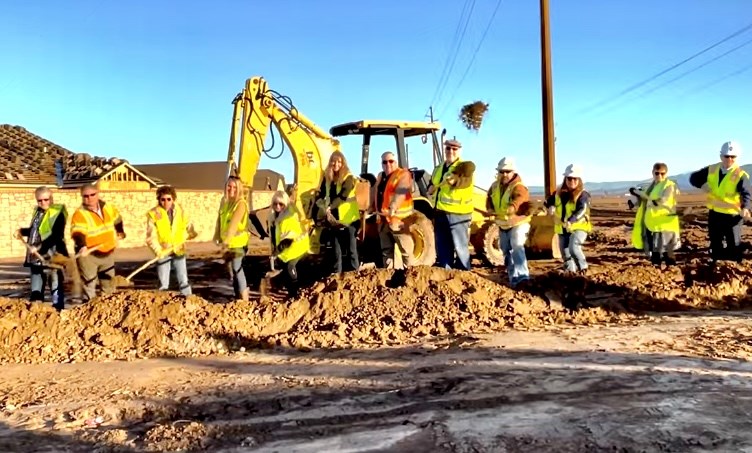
[489,180,532,230]
[554,193,591,234]
[631,180,680,249]
[218,198,249,249]
[430,159,474,215]
[271,208,310,263]
[706,163,746,215]
[324,173,360,225]
[35,204,67,241]
[147,204,190,256]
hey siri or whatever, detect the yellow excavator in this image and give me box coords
[225,76,557,268]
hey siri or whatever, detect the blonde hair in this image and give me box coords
[35,186,53,200]
[325,151,351,185]
[223,176,244,202]
[271,190,290,206]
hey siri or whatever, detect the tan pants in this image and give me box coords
[77,252,116,302]
[379,222,416,269]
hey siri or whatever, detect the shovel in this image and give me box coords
[16,238,65,270]
[259,255,282,297]
[118,247,173,288]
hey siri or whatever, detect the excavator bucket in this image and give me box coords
[527,213,561,259]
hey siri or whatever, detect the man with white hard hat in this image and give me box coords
[486,157,532,288]
[689,140,751,264]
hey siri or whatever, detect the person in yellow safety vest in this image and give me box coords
[628,163,680,267]
[213,175,251,301]
[70,183,126,302]
[311,150,360,274]
[146,185,198,296]
[544,164,592,274]
[372,151,416,269]
[689,141,752,264]
[14,186,68,310]
[267,190,310,298]
[427,139,475,270]
[486,157,533,288]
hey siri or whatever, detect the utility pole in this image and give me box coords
[540,0,556,196]
[428,106,435,122]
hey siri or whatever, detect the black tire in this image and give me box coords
[473,222,503,267]
[409,211,436,266]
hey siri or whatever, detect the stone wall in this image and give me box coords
[0,188,276,258]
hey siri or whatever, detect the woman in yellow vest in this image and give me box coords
[146,185,198,295]
[213,176,251,301]
[14,186,68,310]
[268,190,310,298]
[544,164,592,274]
[629,163,680,266]
[688,140,751,264]
[311,151,360,274]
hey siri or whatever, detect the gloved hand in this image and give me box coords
[13,229,22,240]
[564,221,572,230]
[628,187,638,196]
[117,232,126,240]
[278,238,293,252]
[445,174,457,187]
[158,247,172,259]
[627,199,635,210]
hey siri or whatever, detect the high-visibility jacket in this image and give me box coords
[325,173,360,225]
[706,163,747,215]
[147,204,191,256]
[489,180,532,230]
[270,207,310,263]
[631,180,680,250]
[379,168,414,223]
[430,159,474,215]
[36,204,67,241]
[70,202,121,253]
[553,193,591,234]
[217,198,249,249]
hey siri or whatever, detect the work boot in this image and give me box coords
[650,252,661,267]
[664,254,676,266]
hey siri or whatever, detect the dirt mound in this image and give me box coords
[268,267,632,349]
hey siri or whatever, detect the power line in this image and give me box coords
[437,0,504,120]
[681,60,752,97]
[428,0,477,111]
[571,21,752,117]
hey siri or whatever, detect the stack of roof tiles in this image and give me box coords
[0,124,126,186]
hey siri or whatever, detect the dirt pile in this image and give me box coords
[269,267,632,349]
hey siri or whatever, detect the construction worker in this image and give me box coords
[486,157,532,288]
[268,190,310,298]
[213,175,250,301]
[312,151,360,274]
[544,164,592,274]
[145,185,198,296]
[689,141,751,264]
[373,151,416,269]
[629,163,680,266]
[14,186,68,310]
[427,139,475,270]
[70,183,126,301]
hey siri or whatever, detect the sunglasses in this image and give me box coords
[36,198,50,203]
[382,159,395,165]
[82,193,98,198]
[566,177,578,182]
[653,171,665,176]
[273,202,285,206]
[498,170,512,174]
[444,147,459,151]
[723,155,736,159]
[159,197,173,202]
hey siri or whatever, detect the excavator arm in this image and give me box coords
[226,76,341,240]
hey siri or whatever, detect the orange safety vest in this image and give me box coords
[379,168,414,222]
[70,202,121,253]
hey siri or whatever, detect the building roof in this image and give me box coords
[135,161,285,191]
[0,124,145,187]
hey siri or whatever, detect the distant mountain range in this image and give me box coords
[527,164,752,196]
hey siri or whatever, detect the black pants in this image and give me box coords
[274,257,300,298]
[708,210,743,262]
[323,223,359,274]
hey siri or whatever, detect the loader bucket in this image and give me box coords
[527,214,560,259]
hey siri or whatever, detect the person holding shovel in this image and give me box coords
[372,151,416,269]
[628,163,680,266]
[213,175,251,301]
[14,186,68,310]
[486,157,532,288]
[267,190,310,299]
[146,185,197,296]
[70,183,126,302]
[544,164,592,274]
[689,141,751,264]
[427,139,475,270]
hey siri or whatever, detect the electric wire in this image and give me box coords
[681,60,752,97]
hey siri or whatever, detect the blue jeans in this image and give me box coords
[157,254,192,296]
[228,247,247,298]
[30,265,64,310]
[500,223,530,286]
[559,230,588,272]
[434,211,471,270]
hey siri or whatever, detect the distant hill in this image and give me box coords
[528,164,752,196]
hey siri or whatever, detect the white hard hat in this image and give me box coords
[496,157,515,172]
[563,163,583,179]
[720,140,741,157]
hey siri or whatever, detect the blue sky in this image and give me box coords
[1,0,751,189]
